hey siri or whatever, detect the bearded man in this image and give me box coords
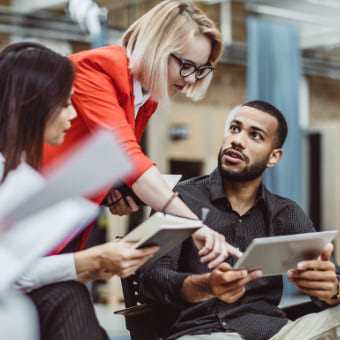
[139,100,340,340]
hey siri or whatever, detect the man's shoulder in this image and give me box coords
[264,187,303,212]
[264,187,314,233]
[174,175,213,206]
[175,174,210,193]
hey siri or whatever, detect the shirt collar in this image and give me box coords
[208,169,228,203]
[133,78,150,115]
[207,168,267,207]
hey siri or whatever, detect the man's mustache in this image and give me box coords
[222,147,249,163]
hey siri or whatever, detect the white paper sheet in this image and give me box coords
[0,163,45,220]
[0,198,98,292]
[4,129,133,224]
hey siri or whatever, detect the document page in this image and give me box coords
[0,163,45,221]
[4,129,133,224]
[0,198,98,292]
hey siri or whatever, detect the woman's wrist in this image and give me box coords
[74,247,101,280]
[161,192,178,213]
[164,195,198,219]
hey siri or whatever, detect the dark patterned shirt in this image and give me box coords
[139,169,317,340]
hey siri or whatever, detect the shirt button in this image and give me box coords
[238,219,242,223]
[221,321,227,327]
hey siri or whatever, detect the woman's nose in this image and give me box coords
[68,104,77,120]
[184,72,196,85]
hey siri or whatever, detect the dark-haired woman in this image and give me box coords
[0,42,76,177]
[0,42,157,340]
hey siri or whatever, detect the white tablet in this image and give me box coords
[233,230,338,277]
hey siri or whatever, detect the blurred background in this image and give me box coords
[2,0,340,337]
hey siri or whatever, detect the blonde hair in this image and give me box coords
[122,0,223,104]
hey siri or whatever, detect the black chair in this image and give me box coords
[283,301,323,321]
[115,274,179,340]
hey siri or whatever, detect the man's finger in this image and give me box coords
[320,243,333,262]
[207,252,226,269]
[219,287,245,304]
[211,269,241,287]
[221,269,248,283]
[293,279,336,291]
[296,287,334,300]
[216,262,232,272]
[221,271,262,291]
[296,260,335,272]
[288,269,336,282]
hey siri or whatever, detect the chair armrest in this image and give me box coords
[114,304,155,318]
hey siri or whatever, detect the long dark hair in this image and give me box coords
[0,42,75,178]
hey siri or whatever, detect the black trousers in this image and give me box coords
[28,280,109,340]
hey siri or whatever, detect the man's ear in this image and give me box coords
[267,148,283,168]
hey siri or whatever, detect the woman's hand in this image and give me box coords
[74,241,159,282]
[192,226,242,269]
[106,189,139,216]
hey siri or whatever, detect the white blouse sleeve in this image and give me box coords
[14,254,77,292]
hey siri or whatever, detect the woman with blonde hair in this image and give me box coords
[44,0,239,275]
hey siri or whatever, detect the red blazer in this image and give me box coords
[43,45,157,252]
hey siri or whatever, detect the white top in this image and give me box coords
[14,255,76,292]
[12,79,147,292]
[133,78,150,118]
[0,153,4,177]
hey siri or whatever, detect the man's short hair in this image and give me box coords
[242,100,288,148]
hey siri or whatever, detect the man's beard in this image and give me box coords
[217,149,269,182]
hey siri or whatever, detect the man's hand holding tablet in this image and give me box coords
[288,243,340,305]
[181,262,263,304]
[208,263,263,304]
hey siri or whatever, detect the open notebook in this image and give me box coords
[123,212,203,266]
[0,129,132,293]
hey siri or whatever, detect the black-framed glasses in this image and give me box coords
[170,53,215,80]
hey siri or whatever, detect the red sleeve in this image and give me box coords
[71,57,154,186]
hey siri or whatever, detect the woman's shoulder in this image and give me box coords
[70,45,129,76]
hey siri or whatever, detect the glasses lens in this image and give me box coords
[196,67,213,80]
[180,63,196,77]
